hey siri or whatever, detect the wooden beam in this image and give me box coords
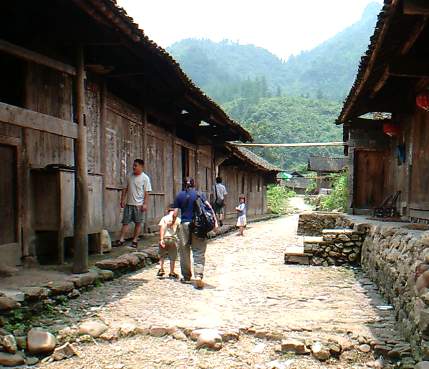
[0,102,78,138]
[0,39,76,76]
[403,0,429,15]
[233,142,346,148]
[73,45,89,274]
[389,57,429,78]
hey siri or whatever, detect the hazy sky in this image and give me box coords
[116,0,381,60]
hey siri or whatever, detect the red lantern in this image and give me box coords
[416,92,429,111]
[383,122,401,137]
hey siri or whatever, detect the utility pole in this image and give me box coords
[73,45,89,274]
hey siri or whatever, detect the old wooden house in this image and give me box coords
[219,145,281,218]
[307,155,348,192]
[337,0,429,220]
[0,0,258,270]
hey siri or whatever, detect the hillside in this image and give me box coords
[167,3,381,170]
[168,2,380,101]
[224,96,343,170]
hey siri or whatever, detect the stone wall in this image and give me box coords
[360,223,429,360]
[297,212,353,236]
[303,229,364,266]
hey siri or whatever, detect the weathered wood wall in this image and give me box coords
[349,109,429,220]
[219,166,267,219]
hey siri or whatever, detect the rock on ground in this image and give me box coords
[0,352,25,367]
[78,321,108,338]
[27,328,56,354]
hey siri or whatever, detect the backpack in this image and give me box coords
[192,192,216,238]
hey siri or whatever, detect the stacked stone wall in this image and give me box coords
[304,229,364,266]
[298,212,353,236]
[360,224,429,359]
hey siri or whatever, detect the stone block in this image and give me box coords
[46,281,75,295]
[281,339,308,354]
[0,352,25,367]
[27,328,56,354]
[67,271,98,288]
[284,254,310,265]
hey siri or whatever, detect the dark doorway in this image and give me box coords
[181,147,189,182]
[0,144,18,244]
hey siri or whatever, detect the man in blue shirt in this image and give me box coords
[174,178,217,289]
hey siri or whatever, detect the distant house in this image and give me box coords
[284,177,312,195]
[218,145,281,218]
[337,0,429,220]
[307,156,348,191]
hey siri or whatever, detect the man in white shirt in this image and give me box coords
[213,176,228,226]
[117,159,152,248]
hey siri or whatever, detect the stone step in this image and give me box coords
[284,252,312,265]
[303,236,324,244]
[321,228,353,235]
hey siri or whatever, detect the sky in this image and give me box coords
[116,0,382,60]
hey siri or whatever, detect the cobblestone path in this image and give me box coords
[41,216,404,369]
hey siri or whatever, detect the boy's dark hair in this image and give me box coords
[239,194,246,202]
[216,176,222,183]
[184,177,195,189]
[134,159,144,166]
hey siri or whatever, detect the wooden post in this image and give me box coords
[22,62,36,265]
[73,45,89,274]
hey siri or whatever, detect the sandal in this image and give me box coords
[131,241,138,248]
[157,269,165,277]
[114,240,125,247]
[169,272,179,279]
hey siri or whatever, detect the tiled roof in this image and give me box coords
[308,155,348,173]
[337,0,401,123]
[227,144,282,173]
[72,0,252,142]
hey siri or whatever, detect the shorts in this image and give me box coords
[159,237,178,260]
[122,205,144,224]
[237,215,247,227]
[214,201,225,214]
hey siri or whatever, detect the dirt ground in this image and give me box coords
[39,215,403,369]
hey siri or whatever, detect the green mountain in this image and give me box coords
[167,2,381,170]
[168,2,380,102]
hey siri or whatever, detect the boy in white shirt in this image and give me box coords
[117,159,152,248]
[158,206,181,278]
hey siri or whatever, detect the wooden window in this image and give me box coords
[0,54,25,108]
[181,147,190,179]
[0,144,17,244]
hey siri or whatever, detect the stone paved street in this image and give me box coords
[40,216,404,369]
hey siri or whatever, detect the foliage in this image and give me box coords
[267,185,295,214]
[320,172,349,211]
[223,96,343,170]
[305,178,317,194]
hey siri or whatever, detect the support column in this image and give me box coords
[22,62,37,265]
[73,45,89,274]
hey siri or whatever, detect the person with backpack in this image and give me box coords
[174,177,218,289]
[213,176,228,226]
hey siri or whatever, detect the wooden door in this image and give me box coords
[0,145,17,244]
[354,150,386,209]
[410,111,429,211]
[145,133,166,224]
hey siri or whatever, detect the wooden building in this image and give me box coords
[337,0,429,220]
[219,145,281,218]
[307,155,347,191]
[0,0,252,269]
